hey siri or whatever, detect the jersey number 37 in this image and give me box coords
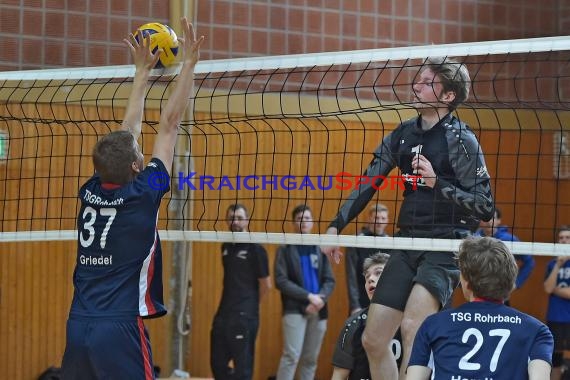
[79,206,117,249]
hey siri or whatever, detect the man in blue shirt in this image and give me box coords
[274,204,336,380]
[61,20,204,380]
[407,237,553,380]
[544,226,570,380]
[478,207,535,291]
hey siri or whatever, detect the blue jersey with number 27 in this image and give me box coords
[409,301,553,380]
[70,158,170,319]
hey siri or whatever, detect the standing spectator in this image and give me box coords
[478,207,535,291]
[407,237,553,380]
[544,226,570,380]
[210,204,271,380]
[345,204,390,314]
[275,204,336,380]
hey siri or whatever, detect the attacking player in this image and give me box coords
[322,57,494,379]
[61,19,204,379]
[407,236,553,380]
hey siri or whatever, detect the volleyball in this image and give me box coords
[134,22,179,68]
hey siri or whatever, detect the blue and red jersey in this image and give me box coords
[409,301,553,379]
[70,158,170,319]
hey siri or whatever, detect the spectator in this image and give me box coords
[544,226,570,380]
[275,204,336,380]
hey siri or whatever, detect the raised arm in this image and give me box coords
[437,125,494,222]
[122,30,161,139]
[328,132,397,233]
[152,18,204,174]
[322,131,397,263]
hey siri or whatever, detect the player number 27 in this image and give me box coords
[459,328,510,372]
[80,206,117,249]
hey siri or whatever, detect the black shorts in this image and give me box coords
[371,249,460,311]
[548,321,570,351]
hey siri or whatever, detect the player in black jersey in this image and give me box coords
[322,57,494,379]
[332,252,402,380]
[61,19,204,380]
[210,204,271,380]
[408,237,552,380]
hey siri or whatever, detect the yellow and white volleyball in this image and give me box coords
[134,22,179,68]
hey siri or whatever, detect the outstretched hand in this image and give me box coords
[178,17,205,67]
[123,30,160,72]
[321,226,343,264]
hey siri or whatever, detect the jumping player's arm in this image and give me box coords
[152,18,204,174]
[121,30,160,140]
[432,127,494,221]
[328,132,398,233]
[323,131,397,262]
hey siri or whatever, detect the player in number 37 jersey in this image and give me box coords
[72,158,170,319]
[407,237,553,380]
[61,19,204,380]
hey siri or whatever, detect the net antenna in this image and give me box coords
[1,36,570,256]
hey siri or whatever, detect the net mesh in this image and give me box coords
[1,36,570,255]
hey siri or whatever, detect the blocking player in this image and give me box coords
[322,57,494,379]
[332,252,402,380]
[61,19,204,379]
[210,203,271,380]
[544,226,570,380]
[407,237,553,380]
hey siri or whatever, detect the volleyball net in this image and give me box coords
[1,36,570,255]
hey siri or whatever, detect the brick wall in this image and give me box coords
[0,0,567,71]
[0,0,168,71]
[562,0,570,31]
[196,0,564,60]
